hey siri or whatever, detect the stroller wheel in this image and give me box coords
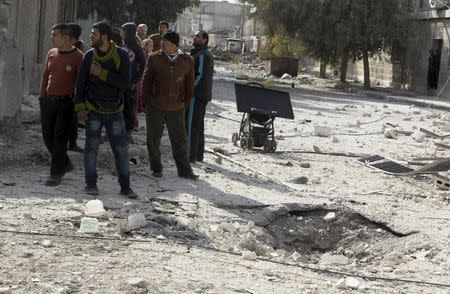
[240,137,248,149]
[270,140,277,152]
[264,139,277,152]
[247,137,254,149]
[232,132,239,145]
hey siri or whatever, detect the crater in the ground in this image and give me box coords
[264,206,408,255]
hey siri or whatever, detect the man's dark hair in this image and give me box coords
[52,23,73,38]
[92,21,112,40]
[68,23,82,40]
[159,21,169,28]
[199,30,209,45]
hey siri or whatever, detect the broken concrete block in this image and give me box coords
[320,253,349,265]
[127,213,147,230]
[337,277,360,289]
[219,222,237,234]
[292,176,308,184]
[127,277,147,288]
[242,250,258,261]
[384,129,398,139]
[0,287,12,294]
[300,163,311,168]
[323,212,336,222]
[411,131,426,142]
[41,240,53,248]
[281,73,292,79]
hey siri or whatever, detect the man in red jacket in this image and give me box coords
[40,23,83,186]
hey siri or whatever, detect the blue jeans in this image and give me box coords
[84,111,130,188]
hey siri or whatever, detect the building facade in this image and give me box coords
[347,0,450,96]
[0,0,77,134]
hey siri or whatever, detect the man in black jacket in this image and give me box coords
[186,30,214,163]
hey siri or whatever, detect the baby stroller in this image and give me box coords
[231,82,294,152]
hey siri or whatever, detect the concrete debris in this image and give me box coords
[127,213,147,230]
[292,176,308,185]
[281,73,292,79]
[336,277,360,289]
[41,240,53,248]
[127,277,148,289]
[411,131,426,142]
[220,222,237,234]
[156,235,166,240]
[332,136,339,143]
[323,212,336,222]
[242,250,258,261]
[300,163,311,168]
[384,129,398,139]
[320,253,349,265]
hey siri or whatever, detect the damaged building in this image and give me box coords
[347,0,450,97]
[0,0,78,135]
[176,0,264,53]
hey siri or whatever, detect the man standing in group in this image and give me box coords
[40,23,83,186]
[149,21,169,52]
[74,21,137,198]
[65,22,86,154]
[137,23,148,43]
[186,30,214,163]
[142,30,198,180]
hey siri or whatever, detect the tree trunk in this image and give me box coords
[319,60,327,78]
[340,50,349,83]
[363,49,370,89]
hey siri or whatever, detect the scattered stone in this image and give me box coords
[0,204,3,209]
[1,181,16,186]
[213,147,230,156]
[362,113,371,117]
[323,212,336,222]
[156,235,166,241]
[127,213,147,230]
[41,240,53,248]
[331,137,339,143]
[384,129,398,139]
[242,250,258,261]
[411,131,426,142]
[316,111,323,116]
[214,156,223,165]
[117,219,130,234]
[320,253,349,265]
[292,176,308,185]
[281,73,292,79]
[127,277,148,289]
[313,145,321,153]
[337,277,360,289]
[300,163,311,168]
[23,213,34,220]
[220,222,237,234]
[0,287,12,294]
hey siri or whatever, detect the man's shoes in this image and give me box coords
[85,185,99,196]
[151,171,163,178]
[65,161,74,173]
[68,144,84,153]
[120,187,138,199]
[45,175,62,186]
[179,173,199,180]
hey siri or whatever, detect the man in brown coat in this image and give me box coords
[149,21,169,52]
[142,30,198,180]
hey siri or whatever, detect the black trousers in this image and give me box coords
[186,97,207,162]
[68,110,78,146]
[124,87,136,132]
[146,106,193,176]
[39,97,73,176]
